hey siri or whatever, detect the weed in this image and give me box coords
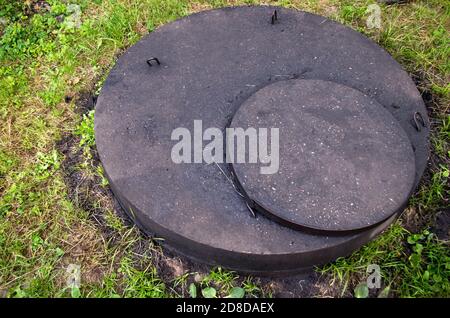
[35,150,60,180]
[75,110,95,150]
[402,230,450,297]
[118,256,167,298]
[320,224,450,297]
[202,267,238,292]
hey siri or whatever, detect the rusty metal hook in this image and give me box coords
[146,57,161,67]
[413,112,426,132]
[271,10,278,25]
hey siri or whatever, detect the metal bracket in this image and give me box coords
[245,202,257,218]
[412,112,426,132]
[146,57,161,67]
[271,10,278,25]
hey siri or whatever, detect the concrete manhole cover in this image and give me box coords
[230,79,416,232]
[94,6,429,274]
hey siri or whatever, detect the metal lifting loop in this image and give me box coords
[413,112,426,132]
[271,10,278,25]
[146,57,161,67]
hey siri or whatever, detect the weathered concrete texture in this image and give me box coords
[230,79,416,232]
[94,6,429,274]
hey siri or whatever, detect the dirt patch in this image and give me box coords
[71,91,97,115]
[260,272,321,298]
[432,209,450,241]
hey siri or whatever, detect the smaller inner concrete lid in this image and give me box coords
[229,79,416,232]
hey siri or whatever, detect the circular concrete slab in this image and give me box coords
[230,79,416,232]
[94,6,429,273]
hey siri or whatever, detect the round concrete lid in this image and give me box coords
[230,79,416,232]
[94,6,429,273]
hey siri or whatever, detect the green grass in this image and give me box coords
[0,0,449,298]
[319,224,450,297]
[75,110,95,157]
